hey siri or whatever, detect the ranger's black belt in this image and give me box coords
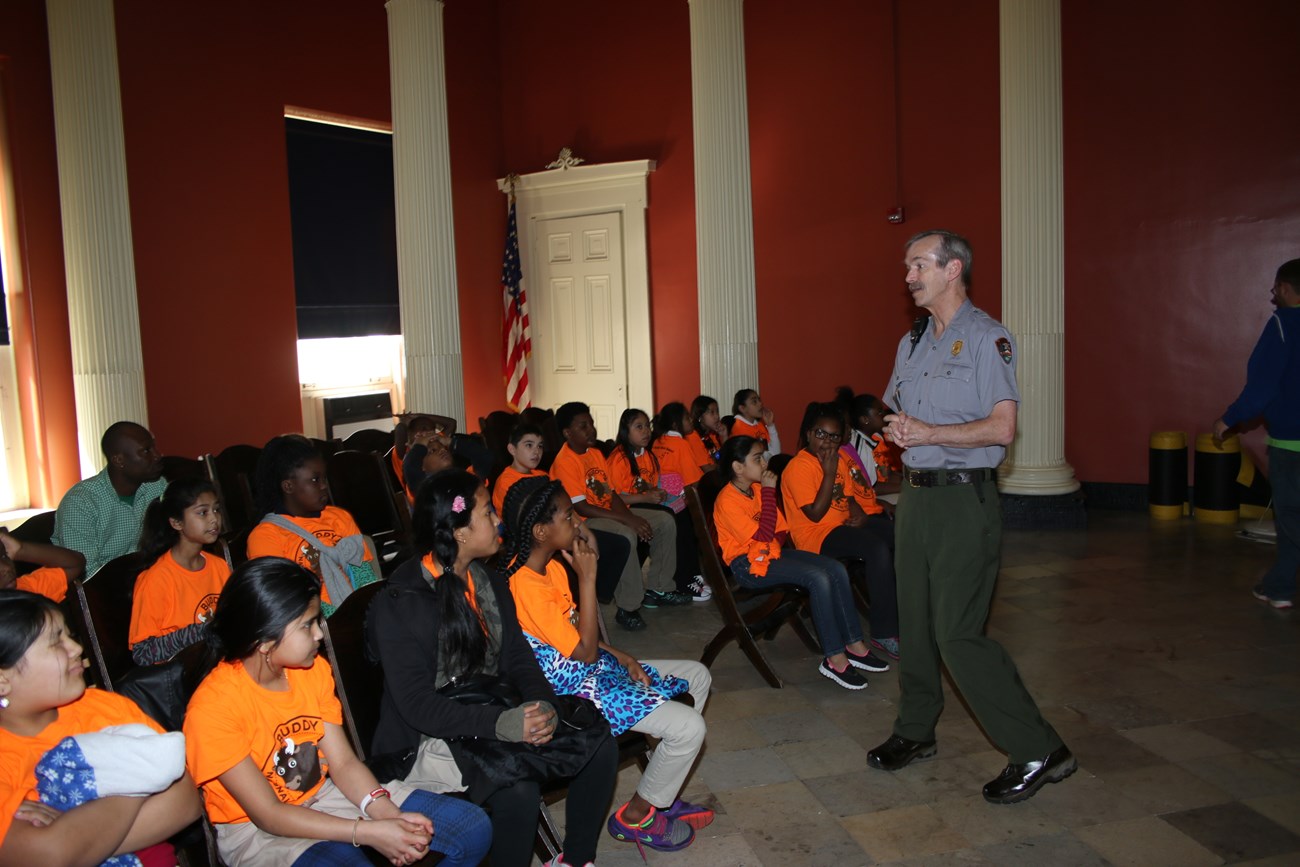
[905,468,996,487]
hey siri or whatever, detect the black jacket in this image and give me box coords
[366,555,558,758]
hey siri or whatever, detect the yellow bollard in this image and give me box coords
[1193,433,1239,524]
[1149,431,1187,520]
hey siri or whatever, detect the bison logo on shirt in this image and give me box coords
[584,468,612,504]
[193,594,220,624]
[272,736,322,792]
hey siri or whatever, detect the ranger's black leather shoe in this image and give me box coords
[982,746,1077,804]
[867,735,938,771]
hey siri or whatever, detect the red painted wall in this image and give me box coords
[1062,0,1300,483]
[5,0,1297,504]
[0,0,80,506]
[496,0,699,414]
[747,0,1001,435]
[114,1,394,458]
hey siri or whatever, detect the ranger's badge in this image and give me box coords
[995,337,1013,365]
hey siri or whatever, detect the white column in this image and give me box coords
[45,0,148,475]
[998,0,1079,495]
[689,0,759,402]
[386,0,465,426]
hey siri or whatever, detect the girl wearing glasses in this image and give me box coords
[780,402,901,665]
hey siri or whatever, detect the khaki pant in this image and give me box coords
[587,512,677,610]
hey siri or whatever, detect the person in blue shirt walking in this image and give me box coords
[1214,258,1300,610]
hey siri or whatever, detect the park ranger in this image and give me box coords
[865,230,1075,805]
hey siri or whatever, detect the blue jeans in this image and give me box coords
[730,549,863,657]
[294,790,491,867]
[1260,445,1300,601]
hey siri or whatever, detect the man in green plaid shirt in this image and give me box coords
[52,422,167,577]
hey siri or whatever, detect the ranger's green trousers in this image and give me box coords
[891,476,1062,762]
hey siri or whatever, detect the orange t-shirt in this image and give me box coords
[653,433,704,486]
[184,656,342,825]
[606,448,660,495]
[129,551,231,647]
[15,566,70,603]
[549,444,615,511]
[729,416,771,444]
[508,559,581,658]
[0,688,164,846]
[246,507,372,605]
[712,482,787,574]
[492,465,547,518]
[781,450,882,553]
[685,431,720,471]
[873,437,903,481]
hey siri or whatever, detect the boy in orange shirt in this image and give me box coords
[549,403,686,631]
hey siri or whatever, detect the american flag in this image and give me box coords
[501,196,532,410]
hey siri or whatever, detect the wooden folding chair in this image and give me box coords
[72,551,153,690]
[320,580,388,759]
[685,476,820,688]
[326,449,413,573]
[341,427,394,455]
[478,410,520,483]
[160,454,208,484]
[211,444,261,537]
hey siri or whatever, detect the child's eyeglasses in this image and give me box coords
[812,429,843,443]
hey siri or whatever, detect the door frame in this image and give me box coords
[497,159,656,413]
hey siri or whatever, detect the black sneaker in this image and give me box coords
[615,607,647,631]
[818,659,868,690]
[846,647,890,672]
[643,589,693,608]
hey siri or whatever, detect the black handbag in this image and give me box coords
[436,676,613,802]
[436,674,522,708]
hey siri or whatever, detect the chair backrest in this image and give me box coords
[312,437,342,458]
[341,427,394,455]
[478,410,520,481]
[320,580,387,759]
[212,444,262,536]
[74,551,153,690]
[160,454,207,484]
[8,511,57,576]
[326,450,412,566]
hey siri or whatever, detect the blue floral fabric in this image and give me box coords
[35,737,143,867]
[523,633,688,735]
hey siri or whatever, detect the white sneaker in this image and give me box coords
[688,575,712,602]
[545,856,594,867]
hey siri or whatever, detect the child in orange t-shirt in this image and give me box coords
[499,476,712,854]
[549,402,682,629]
[184,558,489,867]
[835,387,903,496]
[0,589,201,864]
[714,436,878,689]
[246,435,379,617]
[686,395,726,473]
[0,528,83,604]
[729,389,782,456]
[491,422,549,518]
[130,479,232,666]
[649,403,711,601]
[780,402,900,661]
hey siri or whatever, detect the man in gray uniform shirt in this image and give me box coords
[865,230,1075,804]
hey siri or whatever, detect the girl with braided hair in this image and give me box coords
[367,470,616,867]
[499,476,713,856]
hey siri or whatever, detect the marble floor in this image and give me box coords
[543,510,1300,866]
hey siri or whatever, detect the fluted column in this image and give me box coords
[46,0,148,475]
[998,0,1079,495]
[386,0,465,425]
[689,0,759,401]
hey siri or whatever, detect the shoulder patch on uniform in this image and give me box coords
[995,337,1013,365]
[950,340,963,357]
